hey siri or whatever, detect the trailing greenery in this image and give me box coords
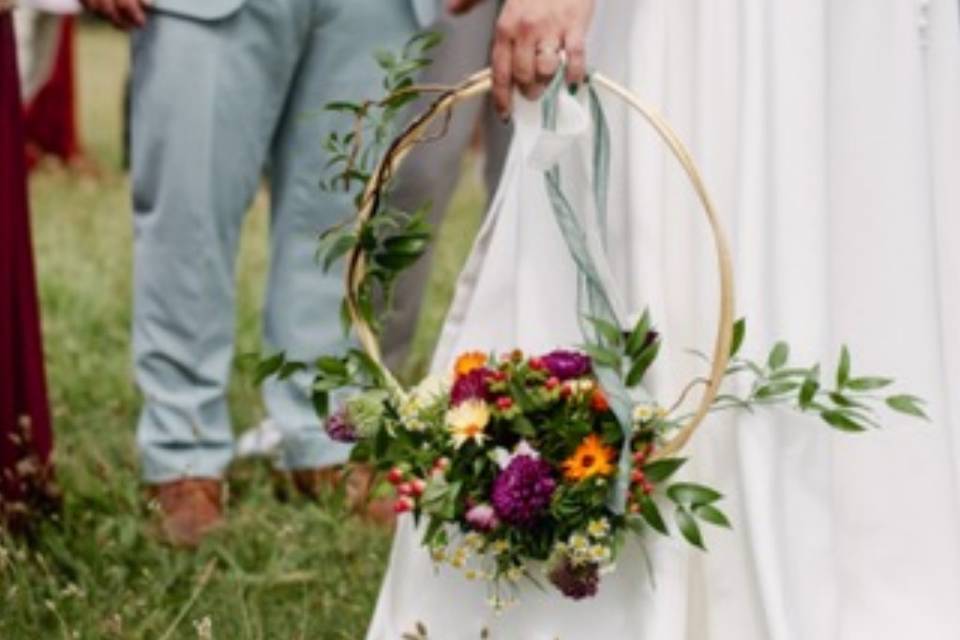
[578,312,928,550]
[317,31,443,337]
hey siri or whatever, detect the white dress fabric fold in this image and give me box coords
[367,1,960,637]
[368,90,690,640]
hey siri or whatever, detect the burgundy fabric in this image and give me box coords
[24,16,82,170]
[1,13,55,521]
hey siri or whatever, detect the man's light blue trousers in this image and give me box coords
[130,0,419,481]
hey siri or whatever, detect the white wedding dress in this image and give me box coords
[366,1,960,638]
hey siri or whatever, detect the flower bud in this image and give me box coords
[393,497,414,513]
[410,479,426,497]
[387,467,405,485]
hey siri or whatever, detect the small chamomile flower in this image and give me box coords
[587,518,611,539]
[491,540,510,555]
[633,403,656,423]
[463,532,485,550]
[588,545,612,564]
[569,534,589,552]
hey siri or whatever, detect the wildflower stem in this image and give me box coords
[157,559,217,640]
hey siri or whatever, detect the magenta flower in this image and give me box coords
[450,368,494,406]
[465,503,500,532]
[491,455,556,527]
[325,409,358,443]
[540,350,592,381]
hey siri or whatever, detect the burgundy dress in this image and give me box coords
[1,11,57,528]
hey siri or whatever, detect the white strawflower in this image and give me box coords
[446,400,490,448]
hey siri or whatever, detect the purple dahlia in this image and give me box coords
[450,368,494,406]
[491,455,556,527]
[548,555,600,600]
[540,350,592,381]
[324,408,358,443]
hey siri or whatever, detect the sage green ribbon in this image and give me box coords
[540,70,652,514]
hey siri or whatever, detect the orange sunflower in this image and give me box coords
[454,351,488,378]
[562,434,617,482]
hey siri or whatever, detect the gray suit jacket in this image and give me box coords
[150,0,438,26]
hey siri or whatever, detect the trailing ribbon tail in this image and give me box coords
[537,69,653,514]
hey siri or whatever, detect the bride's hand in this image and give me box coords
[451,0,595,117]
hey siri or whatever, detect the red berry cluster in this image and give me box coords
[627,444,656,513]
[386,461,447,514]
[489,368,515,413]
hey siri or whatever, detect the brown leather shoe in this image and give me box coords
[287,467,339,501]
[148,478,224,548]
[289,465,395,527]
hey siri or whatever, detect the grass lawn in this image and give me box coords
[2,23,482,639]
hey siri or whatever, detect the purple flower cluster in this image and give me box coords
[324,409,358,443]
[491,455,556,527]
[548,555,600,600]
[450,368,493,406]
[541,350,592,381]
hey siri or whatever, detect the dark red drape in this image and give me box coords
[1,12,57,526]
[24,16,81,170]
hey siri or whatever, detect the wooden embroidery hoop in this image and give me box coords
[345,68,735,462]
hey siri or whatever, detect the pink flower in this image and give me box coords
[465,503,500,532]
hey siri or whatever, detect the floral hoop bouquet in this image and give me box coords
[258,36,927,606]
[319,331,923,606]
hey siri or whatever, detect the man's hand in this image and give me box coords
[487,0,595,117]
[80,0,150,30]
